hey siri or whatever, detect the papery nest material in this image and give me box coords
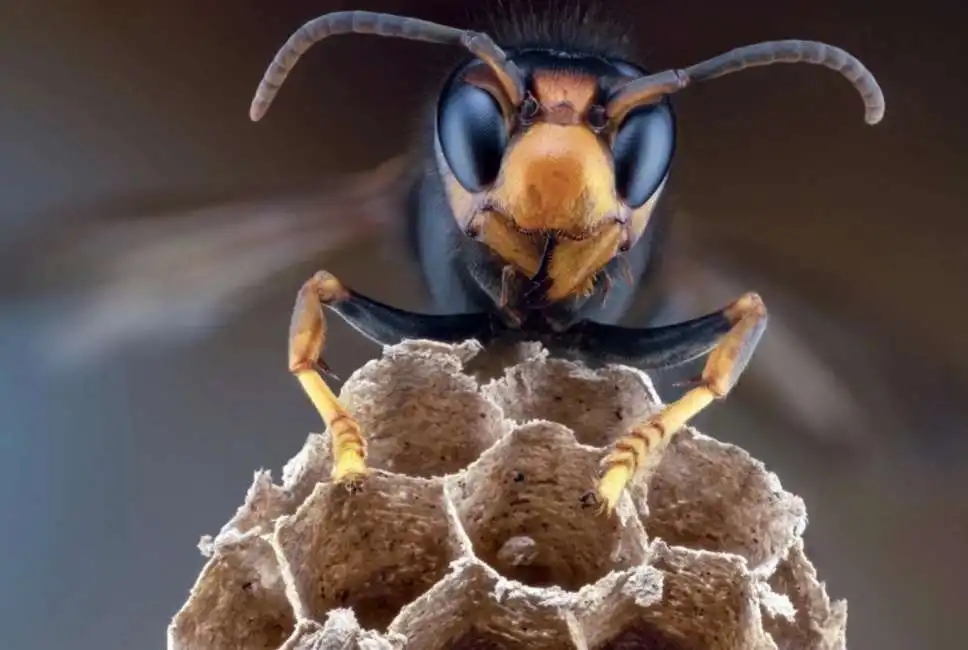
[169,339,844,650]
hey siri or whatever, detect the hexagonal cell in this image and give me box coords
[562,564,669,649]
[278,432,334,505]
[388,558,583,649]
[198,471,295,556]
[596,622,690,650]
[273,471,466,632]
[339,340,508,477]
[461,339,548,383]
[449,421,648,591]
[445,631,514,650]
[168,532,294,650]
[279,613,401,649]
[575,542,775,650]
[762,539,848,649]
[482,355,659,447]
[199,433,338,558]
[644,428,807,572]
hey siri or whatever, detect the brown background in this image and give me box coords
[0,1,965,648]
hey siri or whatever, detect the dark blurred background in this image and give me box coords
[1,1,965,648]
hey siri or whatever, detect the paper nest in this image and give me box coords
[168,339,847,650]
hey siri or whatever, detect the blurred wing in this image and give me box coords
[650,213,968,460]
[0,155,416,369]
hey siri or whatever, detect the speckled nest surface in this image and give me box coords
[168,340,846,650]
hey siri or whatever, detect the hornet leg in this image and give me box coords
[591,292,768,514]
[288,270,492,489]
[549,308,739,370]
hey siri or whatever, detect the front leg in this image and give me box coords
[594,292,768,514]
[288,271,492,489]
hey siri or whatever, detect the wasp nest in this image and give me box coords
[168,340,845,650]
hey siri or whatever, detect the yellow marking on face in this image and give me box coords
[492,123,617,235]
[474,210,545,279]
[544,223,623,302]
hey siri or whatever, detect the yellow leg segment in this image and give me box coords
[596,292,768,514]
[289,271,369,489]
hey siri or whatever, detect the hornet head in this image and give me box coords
[249,10,885,305]
[434,49,678,303]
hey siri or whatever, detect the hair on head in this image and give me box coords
[482,0,634,60]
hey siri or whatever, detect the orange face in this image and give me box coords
[437,68,667,304]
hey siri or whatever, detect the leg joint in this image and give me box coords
[724,291,767,324]
[308,270,350,305]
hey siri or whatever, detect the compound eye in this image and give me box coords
[611,102,675,208]
[438,82,508,193]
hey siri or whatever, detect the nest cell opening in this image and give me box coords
[644,430,807,571]
[340,348,508,477]
[450,422,648,591]
[595,621,689,650]
[483,358,659,448]
[168,536,295,650]
[389,559,583,650]
[273,474,464,632]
